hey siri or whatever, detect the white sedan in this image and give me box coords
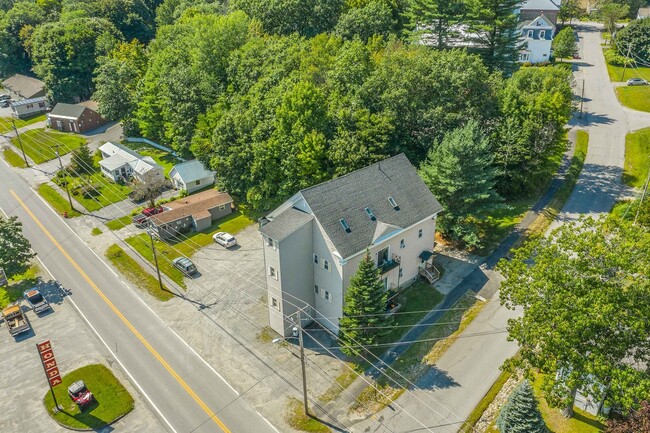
[212,232,237,248]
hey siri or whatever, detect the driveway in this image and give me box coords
[0,277,165,433]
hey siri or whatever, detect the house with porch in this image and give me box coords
[98,142,164,184]
[259,154,443,337]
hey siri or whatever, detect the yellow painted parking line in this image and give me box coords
[11,190,231,433]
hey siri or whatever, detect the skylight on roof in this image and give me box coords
[388,197,400,211]
[339,218,351,233]
[365,207,377,221]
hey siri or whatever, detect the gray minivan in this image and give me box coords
[172,257,197,276]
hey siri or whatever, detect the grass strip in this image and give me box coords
[37,183,81,217]
[105,244,174,301]
[458,367,513,433]
[11,128,86,164]
[522,130,588,238]
[0,114,46,133]
[285,398,330,433]
[44,364,134,430]
[0,264,41,309]
[105,215,132,231]
[615,85,650,113]
[623,128,650,188]
[3,147,27,167]
[91,227,102,236]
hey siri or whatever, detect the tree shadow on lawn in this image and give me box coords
[56,400,116,432]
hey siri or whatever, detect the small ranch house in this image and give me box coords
[2,74,46,99]
[48,101,106,133]
[98,142,164,184]
[169,160,215,194]
[149,189,233,239]
[10,97,49,119]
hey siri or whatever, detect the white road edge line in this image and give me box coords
[258,411,281,433]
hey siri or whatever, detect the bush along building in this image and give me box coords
[259,154,443,337]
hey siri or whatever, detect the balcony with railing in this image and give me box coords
[378,253,401,275]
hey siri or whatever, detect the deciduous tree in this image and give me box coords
[605,401,650,433]
[339,251,392,356]
[0,216,36,278]
[615,17,650,64]
[600,1,629,38]
[552,27,577,61]
[419,120,502,248]
[498,217,650,417]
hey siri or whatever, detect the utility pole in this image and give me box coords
[633,162,650,226]
[297,320,309,417]
[52,143,74,211]
[11,118,29,167]
[147,228,165,294]
[621,43,633,82]
[579,79,585,118]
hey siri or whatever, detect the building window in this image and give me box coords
[364,207,377,221]
[519,53,530,61]
[339,218,351,233]
[399,267,403,278]
[219,204,226,210]
[323,259,330,271]
[268,266,277,280]
[271,297,280,310]
[265,236,276,250]
[400,239,405,249]
[377,247,389,267]
[418,229,423,238]
[324,290,331,302]
[27,103,33,109]
[539,30,545,39]
[196,180,201,186]
[313,254,319,264]
[388,196,399,210]
[527,30,534,38]
[314,285,319,295]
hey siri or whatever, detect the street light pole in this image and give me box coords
[11,118,30,167]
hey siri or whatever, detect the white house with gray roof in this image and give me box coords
[169,160,215,193]
[259,154,443,336]
[98,142,164,184]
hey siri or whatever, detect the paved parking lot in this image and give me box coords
[0,276,166,433]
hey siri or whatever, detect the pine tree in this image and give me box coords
[339,251,392,357]
[497,380,547,433]
[418,120,502,248]
[70,144,95,175]
[405,0,466,49]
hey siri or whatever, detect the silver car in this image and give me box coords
[626,78,648,86]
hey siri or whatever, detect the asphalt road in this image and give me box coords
[0,161,277,433]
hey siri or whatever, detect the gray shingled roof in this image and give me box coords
[520,0,559,11]
[2,74,44,99]
[49,103,86,119]
[260,207,314,241]
[300,153,442,259]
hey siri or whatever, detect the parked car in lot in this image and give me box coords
[24,288,51,314]
[142,206,164,217]
[1,100,10,108]
[172,257,197,276]
[213,232,237,248]
[68,380,95,410]
[626,78,648,86]
[1,305,30,336]
[132,213,149,227]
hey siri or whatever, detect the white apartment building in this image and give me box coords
[259,154,443,336]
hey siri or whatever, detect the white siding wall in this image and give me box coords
[525,38,552,63]
[312,220,344,331]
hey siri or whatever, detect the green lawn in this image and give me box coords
[616,85,650,112]
[285,398,330,433]
[125,211,255,288]
[91,227,102,236]
[532,374,605,433]
[105,244,174,301]
[0,114,46,133]
[105,215,132,231]
[477,197,537,256]
[57,155,132,211]
[0,264,41,309]
[37,183,81,217]
[605,61,650,82]
[10,128,87,164]
[3,147,27,167]
[623,128,650,188]
[44,364,134,430]
[122,140,182,177]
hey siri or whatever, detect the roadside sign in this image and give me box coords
[0,268,7,286]
[37,340,62,388]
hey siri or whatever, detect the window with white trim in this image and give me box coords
[400,239,405,249]
[323,259,330,271]
[527,30,534,38]
[324,290,331,302]
[539,30,545,39]
[268,266,277,279]
[219,204,226,210]
[314,285,319,295]
[265,236,276,250]
[313,254,319,265]
[271,297,280,310]
[418,228,423,238]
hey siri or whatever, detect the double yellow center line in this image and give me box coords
[11,190,231,433]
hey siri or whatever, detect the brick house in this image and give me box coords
[48,101,106,133]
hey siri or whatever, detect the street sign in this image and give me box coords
[0,268,7,286]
